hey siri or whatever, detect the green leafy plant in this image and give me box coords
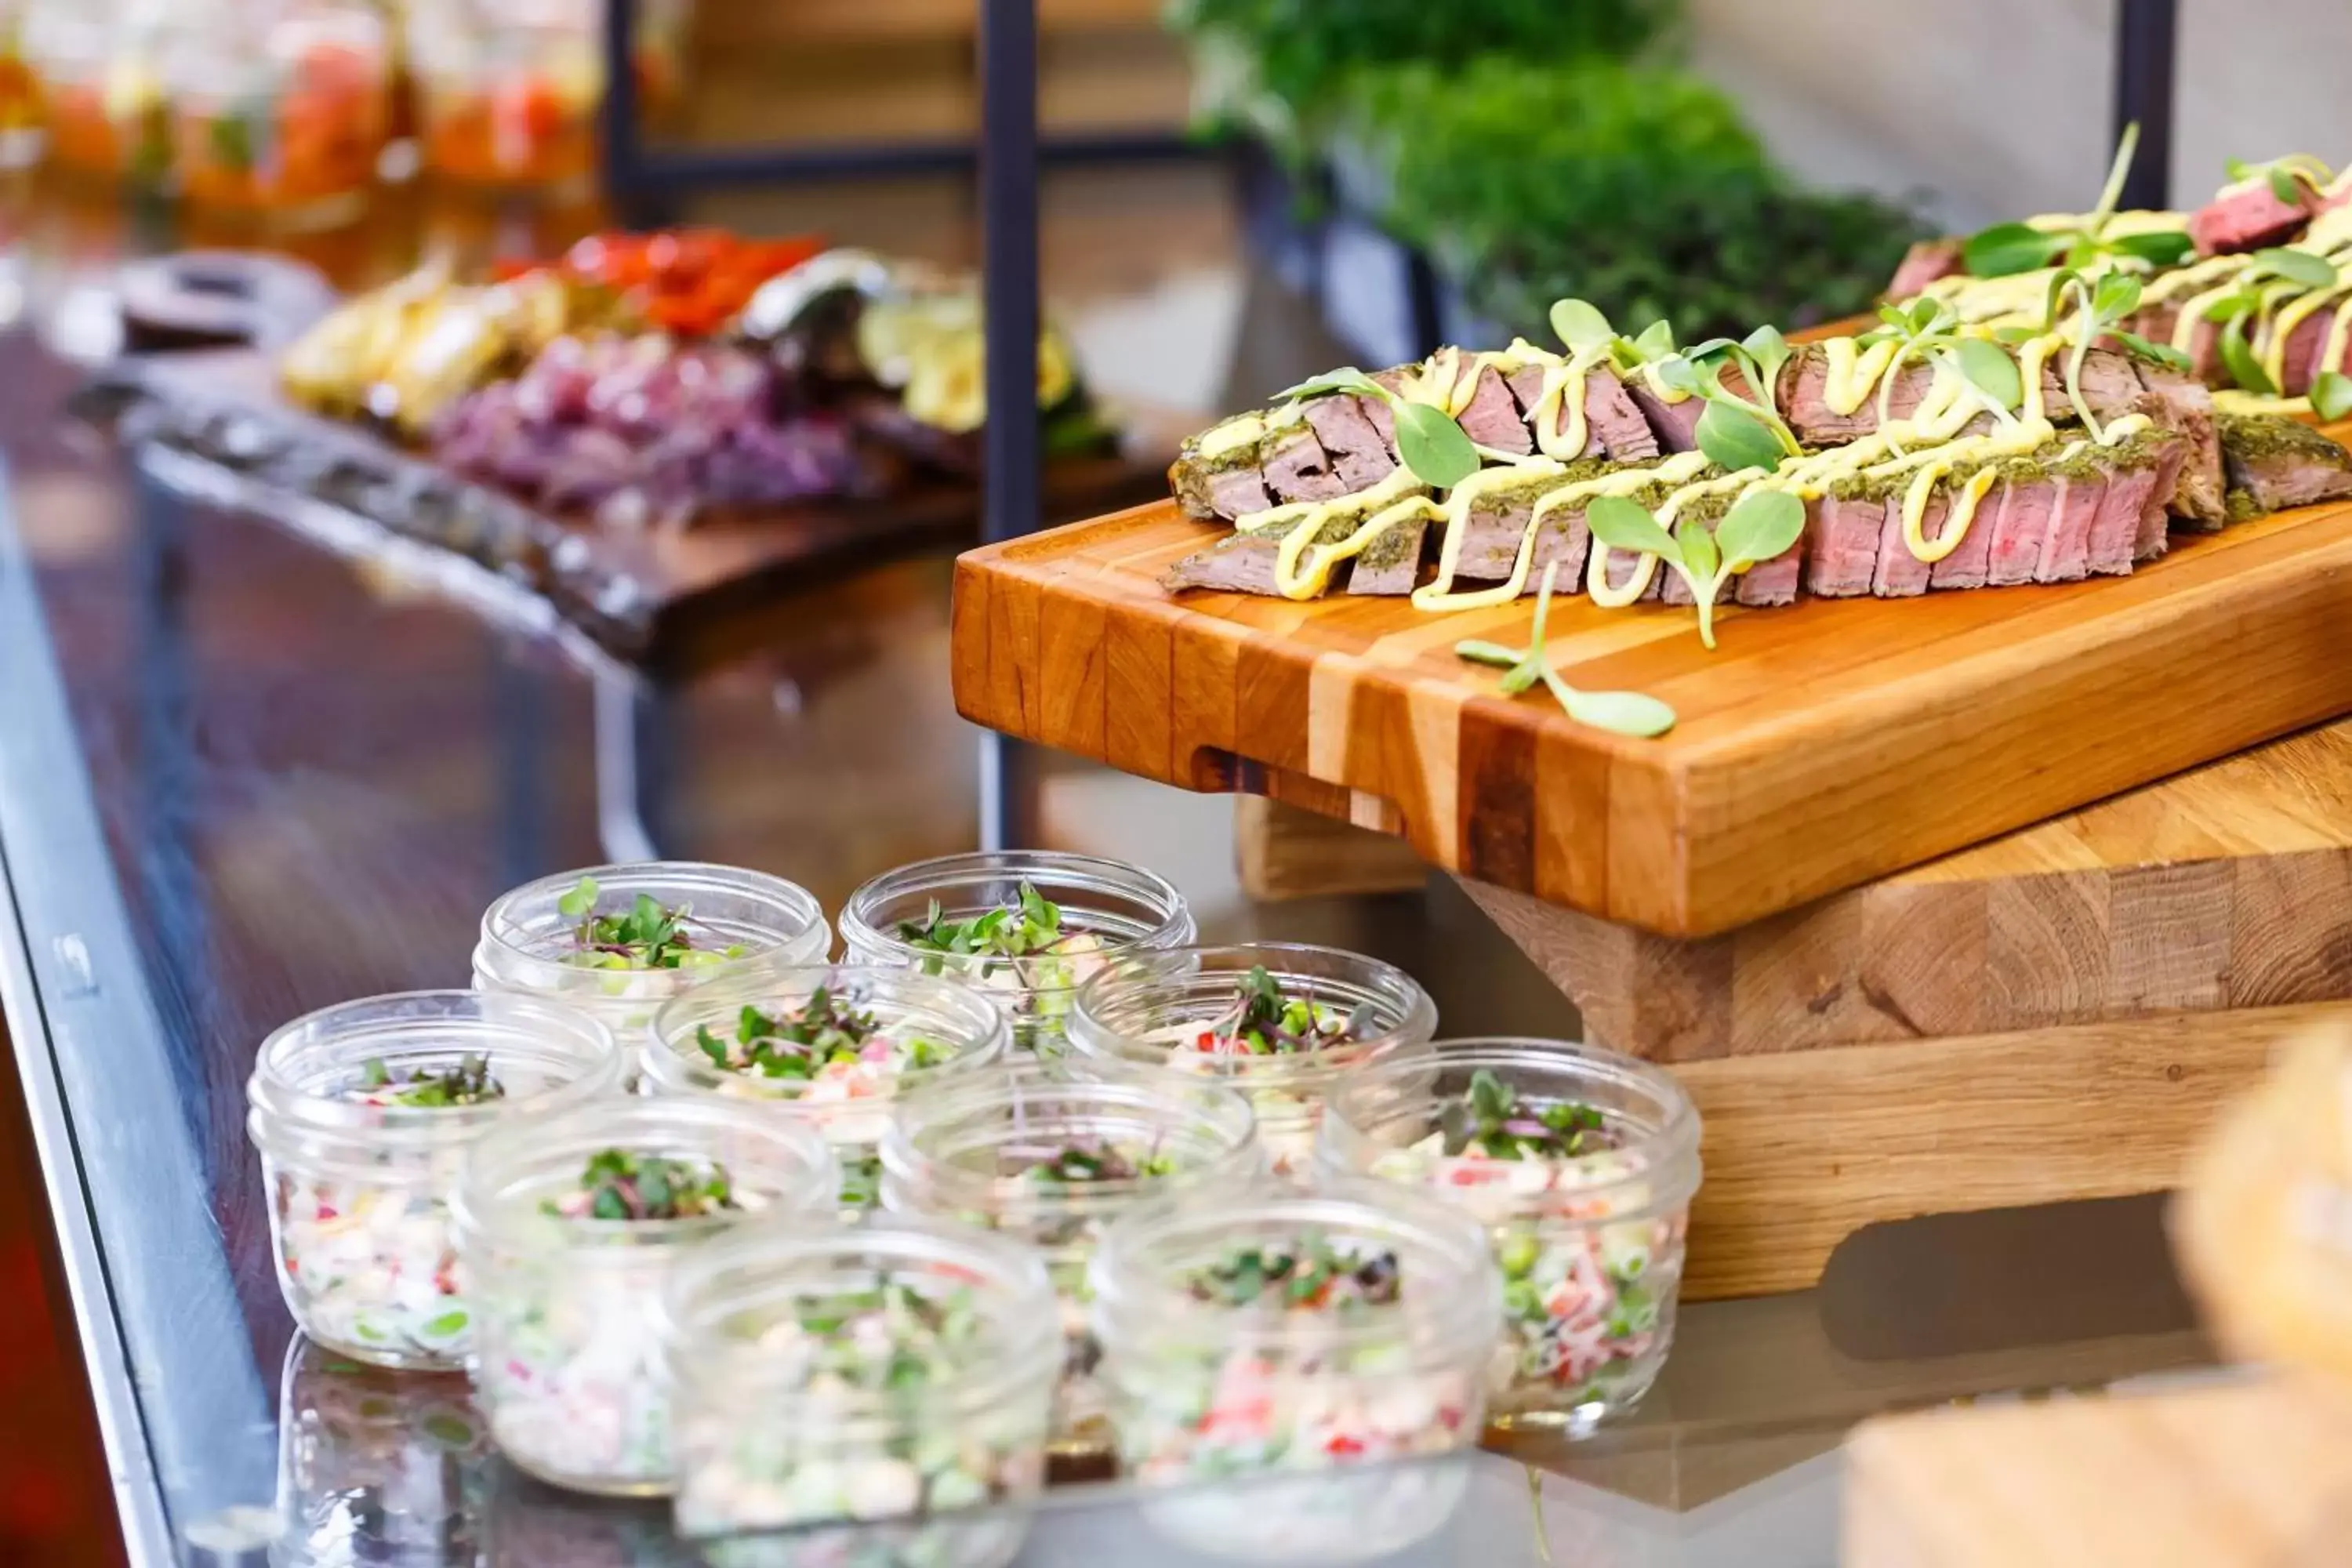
[1453,561,1677,736]
[1654,325,1800,470]
[1270,366,1479,488]
[2314,372,2352,422]
[558,877,744,971]
[1352,59,1926,345]
[2194,247,2343,397]
[1584,487,1805,650]
[1962,124,2194,278]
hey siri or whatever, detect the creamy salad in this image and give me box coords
[895,882,1106,1052]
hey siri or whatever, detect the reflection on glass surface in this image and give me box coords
[275,1336,490,1566]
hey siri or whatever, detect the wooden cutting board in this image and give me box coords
[95,350,1163,669]
[1845,1374,2352,1566]
[953,455,2352,937]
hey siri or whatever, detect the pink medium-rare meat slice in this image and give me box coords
[1301,394,1399,492]
[1344,517,1426,595]
[1871,492,1936,597]
[1888,238,1965,298]
[1454,492,1537,581]
[1261,426,1353,504]
[1627,379,1704,452]
[2032,470,2104,583]
[1504,365,1584,454]
[1457,364,1532,455]
[2131,363,2226,526]
[1524,501,1593,593]
[1803,492,1885,597]
[2191,178,2315,256]
[1986,471,2058,586]
[1733,535,1805,605]
[1784,347,1937,446]
[1509,362,1666,463]
[2085,460,2158,575]
[1927,475,2000,590]
[1164,531,1283,595]
[2219,412,2352,511]
[2271,307,2352,397]
[2136,441,2186,561]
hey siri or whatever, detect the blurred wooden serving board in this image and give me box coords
[954,463,2352,937]
[97,350,1162,670]
[1845,1375,2352,1566]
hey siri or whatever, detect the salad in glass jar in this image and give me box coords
[169,1,388,223]
[1318,1040,1700,1433]
[472,861,830,1060]
[663,1214,1060,1559]
[878,1067,1258,1460]
[24,0,173,184]
[452,1097,837,1496]
[643,967,1009,1211]
[1069,945,1436,1174]
[406,0,598,194]
[245,990,622,1370]
[840,852,1192,1055]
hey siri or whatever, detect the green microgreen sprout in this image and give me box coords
[557,876,745,971]
[2194,247,2343,397]
[1189,964,1369,1054]
[1438,1068,1613,1160]
[897,880,1076,963]
[1853,296,2026,454]
[1186,1235,1402,1312]
[1962,123,2194,278]
[1270,365,1479,490]
[357,1054,505,1108]
[1007,1137,1174,1183]
[2225,152,2336,210]
[546,1149,738,1221]
[691,987,945,1080]
[1646,322,1802,474]
[1579,485,1806,652]
[1454,561,1677,736]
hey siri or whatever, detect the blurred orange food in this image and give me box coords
[176,38,387,216]
[419,70,592,191]
[492,229,827,339]
[45,81,167,180]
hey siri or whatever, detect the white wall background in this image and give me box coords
[1687,0,2352,229]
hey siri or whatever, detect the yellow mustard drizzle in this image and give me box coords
[2263,282,2352,387]
[1410,453,1710,612]
[1819,337,1904,416]
[1196,414,1265,462]
[1410,459,1569,604]
[1529,346,1611,460]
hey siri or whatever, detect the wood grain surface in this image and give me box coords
[1845,1375,2352,1567]
[953,474,2352,935]
[1235,797,1428,902]
[1671,1000,2321,1298]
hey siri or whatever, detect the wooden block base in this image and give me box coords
[1235,796,1428,902]
[1846,1374,2352,1566]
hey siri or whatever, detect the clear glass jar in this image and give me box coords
[1316,1039,1701,1434]
[662,1214,1060,1559]
[246,989,623,1370]
[473,861,831,1060]
[406,0,598,195]
[643,966,1011,1214]
[878,1066,1258,1459]
[169,1,387,226]
[0,0,45,169]
[22,0,175,184]
[840,851,1193,1056]
[1068,945,1436,1177]
[451,1097,837,1497]
[274,1334,490,1566]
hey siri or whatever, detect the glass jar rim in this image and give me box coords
[640,965,1012,1103]
[1316,1037,1701,1215]
[474,861,829,996]
[837,851,1191,986]
[1067,942,1437,1088]
[452,1096,837,1254]
[1087,1181,1501,1369]
[245,989,622,1157]
[879,1065,1260,1216]
[661,1214,1064,1420]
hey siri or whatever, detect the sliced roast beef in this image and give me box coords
[1627,379,1704,453]
[1985,466,2059,586]
[2268,305,2352,397]
[1455,364,1532,455]
[1163,530,1283,594]
[1872,492,1937,597]
[2137,441,2189,560]
[1505,364,1661,463]
[1888,238,1965,298]
[1345,517,1427,595]
[2085,456,2159,575]
[1784,346,1938,446]
[2219,412,2352,511]
[1261,426,1354,505]
[1804,491,1886,598]
[2130,363,2227,526]
[1734,534,1806,605]
[2033,467,2107,583]
[1302,395,1399,492]
[2190,179,2315,256]
[1927,474,2001,590]
[1168,454,1272,521]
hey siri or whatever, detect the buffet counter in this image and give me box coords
[0,224,2227,1563]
